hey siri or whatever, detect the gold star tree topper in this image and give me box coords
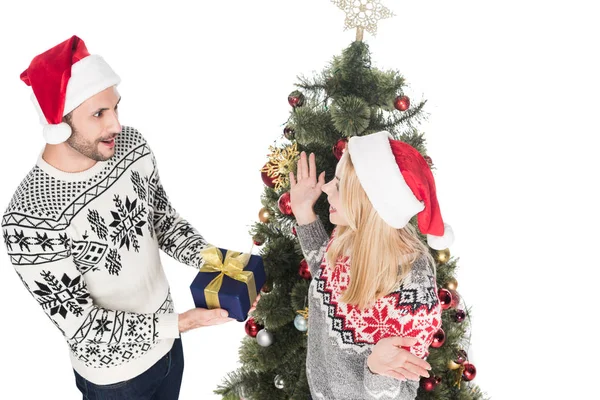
[331,0,394,41]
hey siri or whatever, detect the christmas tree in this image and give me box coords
[216,2,486,399]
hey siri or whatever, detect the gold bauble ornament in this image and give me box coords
[259,207,272,223]
[448,360,461,370]
[435,248,451,264]
[446,277,458,291]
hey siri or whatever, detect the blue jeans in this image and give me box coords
[74,338,184,400]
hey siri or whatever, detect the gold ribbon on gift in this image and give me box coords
[199,247,257,310]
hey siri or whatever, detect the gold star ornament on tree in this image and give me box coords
[331,0,394,41]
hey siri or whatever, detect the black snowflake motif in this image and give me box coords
[109,194,147,252]
[36,232,55,251]
[108,345,122,355]
[104,248,122,275]
[158,215,175,234]
[93,314,113,336]
[190,241,206,253]
[131,171,147,201]
[58,232,70,248]
[87,209,108,240]
[161,237,177,253]
[179,222,195,237]
[125,319,139,338]
[86,344,100,357]
[33,271,89,319]
[13,230,30,251]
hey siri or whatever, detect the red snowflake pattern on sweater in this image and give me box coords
[315,240,442,358]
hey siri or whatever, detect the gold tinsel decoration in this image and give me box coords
[261,142,299,190]
[297,307,309,319]
[454,365,466,389]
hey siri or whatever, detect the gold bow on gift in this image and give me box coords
[199,247,257,310]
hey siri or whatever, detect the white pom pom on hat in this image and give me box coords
[43,122,72,145]
[20,35,121,144]
[347,131,454,250]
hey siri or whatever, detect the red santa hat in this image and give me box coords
[20,35,121,144]
[347,131,454,250]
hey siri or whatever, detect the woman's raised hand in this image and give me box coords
[289,152,326,225]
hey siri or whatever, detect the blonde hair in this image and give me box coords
[326,154,435,309]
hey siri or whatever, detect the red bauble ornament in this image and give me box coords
[438,288,452,310]
[253,238,264,246]
[394,95,410,111]
[261,163,276,188]
[261,281,273,294]
[462,363,477,381]
[423,155,433,168]
[288,90,305,108]
[245,317,263,338]
[299,259,311,279]
[454,309,466,322]
[449,289,460,309]
[419,376,437,392]
[333,138,348,160]
[278,192,293,216]
[283,126,295,140]
[455,349,468,365]
[430,328,446,348]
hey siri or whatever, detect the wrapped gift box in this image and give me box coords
[190,247,265,322]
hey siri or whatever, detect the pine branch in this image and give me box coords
[214,368,260,398]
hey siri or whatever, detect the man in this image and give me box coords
[1,35,233,399]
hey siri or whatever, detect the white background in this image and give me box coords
[0,1,598,399]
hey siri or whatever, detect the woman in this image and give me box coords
[290,131,453,399]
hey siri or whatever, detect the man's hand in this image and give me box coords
[367,337,432,381]
[178,308,234,333]
[249,294,261,314]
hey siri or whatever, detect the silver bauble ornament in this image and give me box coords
[256,329,274,347]
[294,314,308,332]
[274,374,285,389]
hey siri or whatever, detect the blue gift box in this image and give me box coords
[190,248,266,322]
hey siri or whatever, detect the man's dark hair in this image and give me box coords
[62,112,73,128]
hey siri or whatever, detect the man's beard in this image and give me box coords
[66,129,116,162]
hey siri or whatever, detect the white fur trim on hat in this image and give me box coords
[63,55,121,115]
[347,131,424,229]
[427,223,455,250]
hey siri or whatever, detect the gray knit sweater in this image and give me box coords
[296,219,442,400]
